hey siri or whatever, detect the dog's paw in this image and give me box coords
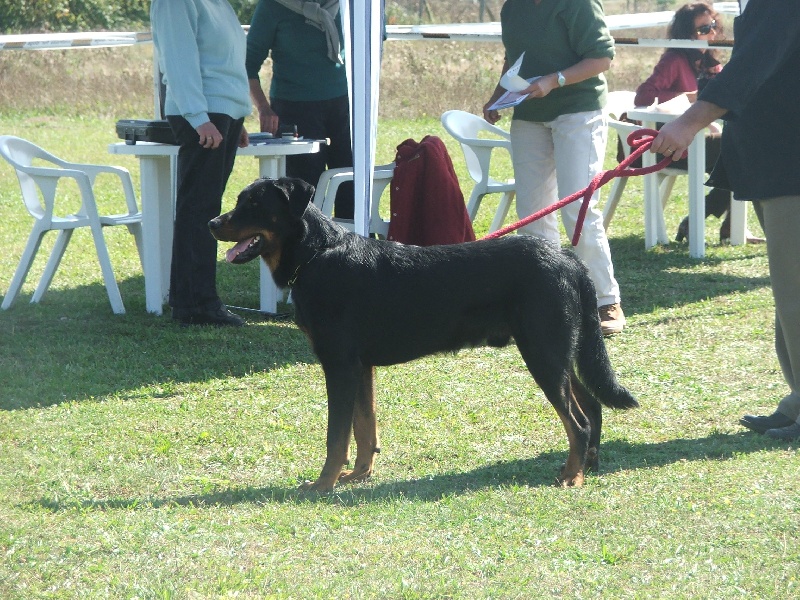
[299,478,337,494]
[338,467,373,485]
[556,470,585,488]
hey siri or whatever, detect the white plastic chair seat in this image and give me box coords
[0,135,143,314]
[440,110,515,233]
[312,163,395,238]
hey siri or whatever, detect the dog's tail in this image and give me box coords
[576,279,639,410]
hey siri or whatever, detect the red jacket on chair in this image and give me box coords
[387,135,475,246]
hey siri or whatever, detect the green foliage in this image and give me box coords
[0,0,258,34]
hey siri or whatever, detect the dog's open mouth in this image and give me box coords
[225,235,264,264]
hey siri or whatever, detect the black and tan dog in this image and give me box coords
[209,177,638,492]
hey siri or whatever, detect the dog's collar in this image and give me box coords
[288,250,318,287]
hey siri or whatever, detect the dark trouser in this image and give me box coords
[270,95,354,218]
[166,113,244,315]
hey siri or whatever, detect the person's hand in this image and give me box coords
[238,126,249,148]
[196,121,223,149]
[650,120,696,162]
[520,73,559,99]
[258,105,279,135]
[483,103,501,125]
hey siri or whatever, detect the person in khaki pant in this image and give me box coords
[650,0,800,440]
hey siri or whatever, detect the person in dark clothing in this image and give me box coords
[246,0,354,218]
[635,2,764,244]
[651,0,800,440]
[151,0,251,326]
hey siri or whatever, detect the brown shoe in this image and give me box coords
[599,303,626,336]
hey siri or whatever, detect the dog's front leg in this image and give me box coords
[339,365,379,485]
[300,364,360,493]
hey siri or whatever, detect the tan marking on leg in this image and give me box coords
[555,384,589,487]
[340,366,379,485]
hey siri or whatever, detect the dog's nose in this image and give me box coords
[208,217,221,231]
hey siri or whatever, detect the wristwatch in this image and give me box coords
[557,71,566,87]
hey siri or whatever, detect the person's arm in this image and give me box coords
[521,56,611,100]
[482,58,510,125]
[635,52,694,107]
[245,0,279,133]
[151,0,209,130]
[651,99,727,159]
[248,79,279,134]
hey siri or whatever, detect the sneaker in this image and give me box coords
[173,305,244,327]
[598,303,625,336]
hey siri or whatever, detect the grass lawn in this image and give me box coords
[0,113,797,599]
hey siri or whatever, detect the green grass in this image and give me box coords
[1,113,798,599]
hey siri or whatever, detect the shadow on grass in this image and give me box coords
[1,240,769,412]
[608,234,770,314]
[29,430,784,512]
[0,264,314,411]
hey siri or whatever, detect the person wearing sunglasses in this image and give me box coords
[634,2,764,245]
[651,0,800,440]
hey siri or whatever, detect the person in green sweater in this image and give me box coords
[483,0,625,336]
[246,0,354,218]
[151,0,251,327]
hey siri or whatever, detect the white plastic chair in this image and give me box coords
[440,110,515,233]
[312,163,396,239]
[0,135,143,314]
[602,91,684,239]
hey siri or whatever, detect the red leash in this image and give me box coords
[482,128,676,245]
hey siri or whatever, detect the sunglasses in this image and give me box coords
[696,20,718,35]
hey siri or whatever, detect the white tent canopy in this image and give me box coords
[341,0,383,236]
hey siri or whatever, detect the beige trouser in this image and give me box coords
[753,195,800,423]
[510,110,621,308]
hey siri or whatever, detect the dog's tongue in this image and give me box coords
[226,237,255,263]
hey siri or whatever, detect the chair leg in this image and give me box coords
[656,175,678,244]
[88,223,126,314]
[128,223,145,276]
[489,192,514,233]
[32,229,73,304]
[1,227,46,310]
[465,190,485,222]
[602,177,628,230]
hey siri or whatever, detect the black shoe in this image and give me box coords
[174,306,244,327]
[765,422,800,441]
[739,412,795,434]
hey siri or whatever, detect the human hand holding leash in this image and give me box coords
[651,99,727,161]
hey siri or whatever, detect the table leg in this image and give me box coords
[256,156,284,313]
[687,132,706,258]
[641,120,661,249]
[139,155,174,314]
[728,200,747,245]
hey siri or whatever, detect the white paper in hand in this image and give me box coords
[500,52,529,92]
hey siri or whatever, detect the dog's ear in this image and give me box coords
[273,177,314,219]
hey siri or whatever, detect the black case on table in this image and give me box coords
[115,119,177,145]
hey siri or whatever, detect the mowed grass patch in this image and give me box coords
[0,35,797,599]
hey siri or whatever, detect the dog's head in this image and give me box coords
[208,177,314,270]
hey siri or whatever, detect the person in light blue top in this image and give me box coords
[151,0,251,326]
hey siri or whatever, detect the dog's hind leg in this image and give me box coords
[339,365,380,486]
[572,375,602,473]
[515,334,591,487]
